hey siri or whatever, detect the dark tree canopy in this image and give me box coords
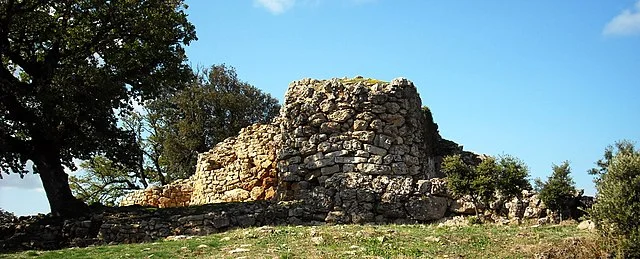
[70,64,281,204]
[536,161,576,218]
[150,64,281,180]
[0,0,196,217]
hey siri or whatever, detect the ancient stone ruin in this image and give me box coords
[1,77,595,251]
[275,77,446,223]
[119,77,469,223]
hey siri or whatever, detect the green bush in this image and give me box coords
[467,216,482,225]
[442,154,530,216]
[536,161,576,220]
[589,141,640,258]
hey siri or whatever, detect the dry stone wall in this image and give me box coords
[275,77,445,223]
[120,77,464,224]
[119,179,193,208]
[120,124,280,207]
[189,123,280,205]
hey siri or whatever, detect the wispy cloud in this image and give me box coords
[254,0,377,15]
[254,0,295,15]
[603,0,640,36]
[0,173,43,190]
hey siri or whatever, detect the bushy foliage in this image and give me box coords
[0,0,196,217]
[589,141,640,258]
[536,161,576,219]
[150,64,281,180]
[442,154,530,216]
[71,64,280,204]
[70,157,145,206]
[496,155,532,201]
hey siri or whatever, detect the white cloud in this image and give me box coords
[254,0,295,14]
[603,0,640,36]
[0,172,43,190]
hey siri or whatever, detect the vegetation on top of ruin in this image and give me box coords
[338,76,389,85]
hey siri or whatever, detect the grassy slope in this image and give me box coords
[1,222,599,259]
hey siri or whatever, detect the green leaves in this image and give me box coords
[496,155,531,201]
[70,156,139,206]
[0,0,196,172]
[589,141,640,257]
[442,154,530,216]
[0,0,196,217]
[537,161,576,217]
[149,64,280,180]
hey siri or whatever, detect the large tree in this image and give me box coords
[589,141,640,257]
[0,0,196,218]
[150,64,281,180]
[536,161,576,219]
[71,65,281,204]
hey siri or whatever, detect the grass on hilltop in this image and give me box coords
[339,77,388,85]
[1,221,606,259]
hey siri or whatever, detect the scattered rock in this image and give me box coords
[229,248,251,254]
[165,235,193,241]
[311,236,324,245]
[577,220,595,231]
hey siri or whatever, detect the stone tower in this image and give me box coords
[276,77,444,223]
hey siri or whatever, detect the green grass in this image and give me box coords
[1,222,600,259]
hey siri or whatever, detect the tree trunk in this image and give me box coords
[472,197,480,217]
[33,150,90,218]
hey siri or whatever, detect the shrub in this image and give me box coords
[537,161,576,220]
[467,216,482,225]
[442,154,530,217]
[495,155,531,201]
[589,141,640,258]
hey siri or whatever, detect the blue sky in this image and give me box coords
[2,0,639,215]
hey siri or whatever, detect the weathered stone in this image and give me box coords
[577,220,595,231]
[385,102,401,114]
[370,119,384,131]
[325,150,348,158]
[391,162,408,175]
[406,196,449,221]
[353,119,368,131]
[309,113,327,127]
[320,122,341,133]
[328,109,355,123]
[449,196,480,215]
[335,157,368,164]
[342,164,356,173]
[306,158,335,169]
[352,131,375,142]
[383,114,405,127]
[319,99,337,113]
[355,150,370,157]
[356,163,391,175]
[368,155,383,165]
[363,144,387,156]
[224,189,250,202]
[321,165,341,175]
